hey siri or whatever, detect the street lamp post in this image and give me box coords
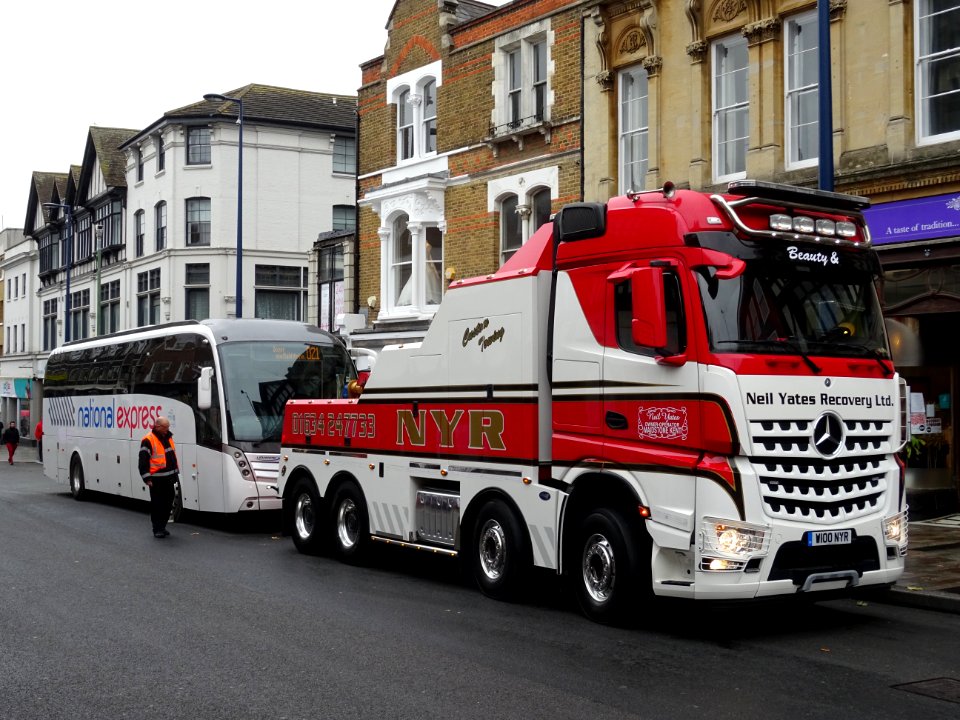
[203,92,244,318]
[42,202,75,342]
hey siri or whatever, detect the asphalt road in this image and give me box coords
[2,462,959,720]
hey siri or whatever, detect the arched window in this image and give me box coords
[531,187,552,234]
[500,194,521,264]
[425,227,443,305]
[398,89,414,161]
[422,79,437,154]
[393,214,413,306]
[154,201,167,252]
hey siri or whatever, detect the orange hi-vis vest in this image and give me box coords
[143,432,177,475]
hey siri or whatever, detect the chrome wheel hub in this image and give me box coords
[337,498,359,549]
[582,533,616,603]
[478,519,506,581]
[294,493,314,541]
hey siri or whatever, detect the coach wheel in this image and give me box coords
[572,508,648,625]
[471,499,530,602]
[171,481,183,523]
[329,482,369,563]
[290,480,325,555]
[69,459,86,501]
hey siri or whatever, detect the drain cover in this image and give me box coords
[893,678,960,704]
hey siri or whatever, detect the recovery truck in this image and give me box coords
[279,180,909,623]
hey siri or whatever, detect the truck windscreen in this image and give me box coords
[696,262,890,360]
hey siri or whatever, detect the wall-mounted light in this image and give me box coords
[445,267,457,281]
[367,295,378,309]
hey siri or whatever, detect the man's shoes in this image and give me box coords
[153,529,170,538]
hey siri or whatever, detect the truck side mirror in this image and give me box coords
[631,267,668,348]
[198,366,214,410]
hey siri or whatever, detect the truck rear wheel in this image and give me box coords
[573,508,648,624]
[329,482,369,564]
[290,480,325,555]
[470,499,530,602]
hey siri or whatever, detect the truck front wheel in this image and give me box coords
[290,479,325,555]
[470,499,530,602]
[573,508,648,624]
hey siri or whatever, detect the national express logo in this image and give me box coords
[47,397,164,437]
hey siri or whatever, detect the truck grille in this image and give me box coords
[749,419,894,524]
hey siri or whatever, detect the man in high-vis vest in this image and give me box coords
[139,416,179,538]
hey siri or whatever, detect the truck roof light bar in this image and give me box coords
[711,180,873,248]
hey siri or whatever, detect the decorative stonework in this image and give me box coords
[685,0,703,44]
[686,40,708,64]
[595,18,614,92]
[743,17,781,45]
[642,55,662,77]
[830,0,848,21]
[619,29,647,56]
[596,69,614,91]
[711,0,747,23]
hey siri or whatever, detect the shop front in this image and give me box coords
[866,192,960,517]
[0,377,34,443]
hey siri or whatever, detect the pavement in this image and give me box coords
[883,512,960,614]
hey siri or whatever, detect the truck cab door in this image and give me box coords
[601,262,701,471]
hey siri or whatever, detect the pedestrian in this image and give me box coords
[139,416,179,538]
[2,421,20,465]
[35,419,43,462]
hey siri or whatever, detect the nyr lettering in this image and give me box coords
[396,408,506,451]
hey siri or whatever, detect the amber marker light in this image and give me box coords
[638,505,651,518]
[522,477,532,485]
[324,459,330,466]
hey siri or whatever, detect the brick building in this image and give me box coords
[355,0,585,346]
[581,0,960,517]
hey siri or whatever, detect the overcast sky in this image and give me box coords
[0,0,506,230]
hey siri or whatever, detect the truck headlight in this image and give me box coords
[701,517,771,560]
[883,509,908,555]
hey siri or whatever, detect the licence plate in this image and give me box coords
[806,529,853,546]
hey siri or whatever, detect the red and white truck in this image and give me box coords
[279,180,909,623]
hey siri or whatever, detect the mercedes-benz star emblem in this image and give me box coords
[812,411,844,457]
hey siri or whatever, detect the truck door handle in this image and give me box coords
[605,411,628,430]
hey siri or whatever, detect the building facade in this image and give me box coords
[580,0,960,509]
[0,226,35,441]
[19,84,359,435]
[354,0,960,504]
[355,0,584,347]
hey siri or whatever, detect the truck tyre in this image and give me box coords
[290,479,325,555]
[470,499,530,602]
[171,481,183,523]
[573,508,649,625]
[69,459,86,501]
[329,482,370,564]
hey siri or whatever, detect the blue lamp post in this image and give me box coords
[42,202,75,342]
[204,92,244,318]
